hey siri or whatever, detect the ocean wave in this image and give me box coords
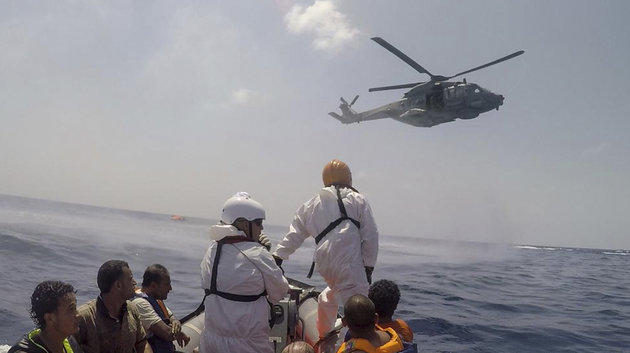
[515,245,561,251]
[602,251,629,256]
[0,230,56,258]
[410,317,480,343]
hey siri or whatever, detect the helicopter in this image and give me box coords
[329,37,524,127]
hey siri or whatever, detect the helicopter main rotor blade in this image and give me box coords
[368,82,423,92]
[371,37,434,77]
[446,50,525,80]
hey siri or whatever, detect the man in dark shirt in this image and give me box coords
[74,259,152,353]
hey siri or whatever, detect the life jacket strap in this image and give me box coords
[306,261,316,279]
[307,186,361,279]
[313,216,361,246]
[208,236,267,302]
[180,289,209,323]
[181,235,267,323]
[136,293,169,321]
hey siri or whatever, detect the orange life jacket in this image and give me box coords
[337,327,404,353]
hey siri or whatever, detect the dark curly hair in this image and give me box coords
[368,279,400,318]
[29,280,75,329]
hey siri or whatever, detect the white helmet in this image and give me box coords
[221,192,266,225]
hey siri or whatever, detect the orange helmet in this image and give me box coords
[322,159,352,187]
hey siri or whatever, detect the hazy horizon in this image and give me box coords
[2,192,627,252]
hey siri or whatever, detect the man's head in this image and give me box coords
[368,279,400,319]
[322,159,352,187]
[29,280,78,336]
[142,264,172,300]
[97,259,136,300]
[221,192,265,241]
[342,294,377,334]
[282,341,314,353]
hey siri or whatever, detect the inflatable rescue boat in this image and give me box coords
[177,277,344,353]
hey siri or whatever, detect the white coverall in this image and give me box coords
[273,186,379,337]
[200,224,289,353]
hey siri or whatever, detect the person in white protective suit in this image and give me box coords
[272,160,379,340]
[200,192,289,353]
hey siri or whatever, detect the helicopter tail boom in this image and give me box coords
[328,109,362,124]
[328,111,354,124]
[328,96,362,124]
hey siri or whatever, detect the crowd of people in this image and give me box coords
[8,160,416,353]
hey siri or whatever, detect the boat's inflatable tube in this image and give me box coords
[178,312,204,353]
[177,278,340,353]
[296,292,319,346]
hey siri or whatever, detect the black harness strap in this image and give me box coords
[179,289,209,323]
[307,187,361,278]
[209,236,268,302]
[181,236,271,325]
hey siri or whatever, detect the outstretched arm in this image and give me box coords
[258,250,290,303]
[359,199,379,268]
[273,204,311,260]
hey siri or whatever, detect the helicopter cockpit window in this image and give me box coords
[468,84,482,94]
[455,85,466,98]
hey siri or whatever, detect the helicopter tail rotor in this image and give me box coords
[329,95,361,124]
[340,95,359,107]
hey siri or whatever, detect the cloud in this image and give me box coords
[284,0,359,53]
[582,142,611,157]
[229,88,265,106]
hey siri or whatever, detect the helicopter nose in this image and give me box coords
[494,94,504,110]
[496,94,504,106]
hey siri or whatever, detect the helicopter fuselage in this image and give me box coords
[328,37,522,128]
[403,81,503,126]
[349,81,504,127]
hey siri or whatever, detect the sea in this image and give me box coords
[0,194,629,353]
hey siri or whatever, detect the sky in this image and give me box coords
[1,0,629,250]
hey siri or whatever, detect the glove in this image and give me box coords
[272,255,285,274]
[272,255,283,267]
[258,233,271,251]
[365,266,374,285]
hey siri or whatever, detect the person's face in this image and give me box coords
[235,218,263,241]
[250,218,264,241]
[46,292,79,336]
[155,273,172,300]
[118,266,137,300]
